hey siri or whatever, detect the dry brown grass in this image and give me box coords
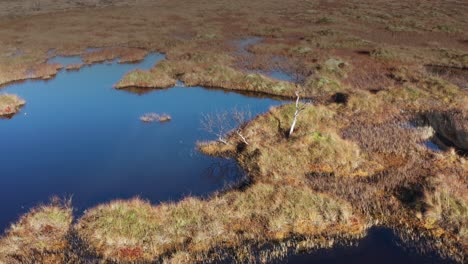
[0,62,62,87]
[0,200,72,263]
[65,63,84,71]
[76,184,365,262]
[0,0,466,263]
[199,89,467,261]
[82,47,148,64]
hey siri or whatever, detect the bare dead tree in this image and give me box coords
[201,107,253,145]
[232,107,252,145]
[288,91,310,137]
[201,111,230,144]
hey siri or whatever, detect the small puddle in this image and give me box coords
[236,37,263,55]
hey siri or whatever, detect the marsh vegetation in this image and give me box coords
[0,0,466,263]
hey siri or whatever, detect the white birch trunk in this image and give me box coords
[236,130,249,145]
[289,92,301,137]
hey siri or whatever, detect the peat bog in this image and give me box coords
[0,0,466,263]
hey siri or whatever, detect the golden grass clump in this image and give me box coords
[76,184,365,262]
[115,69,176,90]
[148,56,299,97]
[422,154,468,243]
[0,202,72,263]
[0,94,25,117]
[203,103,374,181]
[181,65,298,97]
[0,0,466,262]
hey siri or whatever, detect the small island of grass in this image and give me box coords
[0,94,25,118]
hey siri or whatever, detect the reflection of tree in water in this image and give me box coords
[201,158,248,190]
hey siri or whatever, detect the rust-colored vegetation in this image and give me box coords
[82,47,148,64]
[0,199,72,263]
[0,0,466,263]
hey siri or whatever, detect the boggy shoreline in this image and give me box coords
[0,0,467,262]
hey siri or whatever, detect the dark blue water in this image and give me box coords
[285,227,452,264]
[0,53,283,231]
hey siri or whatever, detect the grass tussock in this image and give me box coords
[76,184,365,262]
[115,69,176,90]
[0,94,25,117]
[421,154,468,241]
[0,200,72,263]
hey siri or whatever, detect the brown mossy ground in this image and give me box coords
[0,200,72,263]
[0,0,467,263]
[0,0,466,95]
[82,47,148,64]
[199,86,467,261]
[0,93,25,117]
[76,184,365,263]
